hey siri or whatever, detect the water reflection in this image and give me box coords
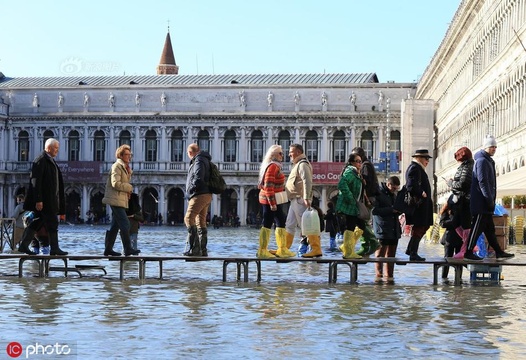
[1,225,526,358]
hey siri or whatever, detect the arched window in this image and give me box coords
[278,130,291,162]
[18,131,29,162]
[119,130,131,146]
[389,130,401,152]
[224,130,237,162]
[171,130,184,162]
[145,129,157,162]
[305,130,318,162]
[197,130,210,153]
[360,130,374,160]
[68,130,80,161]
[93,130,105,161]
[332,130,346,162]
[250,130,264,163]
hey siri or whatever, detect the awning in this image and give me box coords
[496,167,526,197]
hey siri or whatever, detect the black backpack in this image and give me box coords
[208,161,226,194]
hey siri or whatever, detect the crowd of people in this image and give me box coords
[14,135,515,284]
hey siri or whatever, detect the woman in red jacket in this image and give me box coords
[256,145,294,258]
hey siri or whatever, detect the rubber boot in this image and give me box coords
[340,228,363,259]
[328,237,338,252]
[270,230,295,255]
[275,227,296,258]
[183,225,200,256]
[104,229,121,256]
[39,236,50,255]
[363,226,380,256]
[297,236,309,256]
[198,227,208,257]
[355,231,370,257]
[408,236,425,261]
[49,231,68,256]
[302,235,323,258]
[18,227,37,255]
[453,227,469,259]
[120,229,139,256]
[183,225,199,256]
[256,227,276,259]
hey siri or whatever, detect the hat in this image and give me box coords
[483,135,497,149]
[411,149,432,159]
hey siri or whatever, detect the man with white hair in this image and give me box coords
[464,135,513,260]
[18,138,68,255]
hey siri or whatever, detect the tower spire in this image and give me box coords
[157,24,179,75]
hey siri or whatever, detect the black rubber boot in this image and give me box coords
[198,227,208,257]
[18,227,37,255]
[49,231,68,256]
[121,230,139,256]
[104,230,121,256]
[183,226,200,256]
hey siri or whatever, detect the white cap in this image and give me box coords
[483,135,497,149]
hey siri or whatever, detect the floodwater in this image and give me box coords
[1,225,526,359]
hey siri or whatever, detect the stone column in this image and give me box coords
[213,126,220,163]
[83,125,89,161]
[82,185,89,224]
[321,126,328,161]
[159,186,166,222]
[239,185,246,226]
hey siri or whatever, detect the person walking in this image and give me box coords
[324,201,339,251]
[183,143,213,257]
[404,149,434,261]
[284,144,318,257]
[372,176,402,283]
[17,138,68,256]
[447,146,474,259]
[256,145,288,258]
[102,144,140,256]
[336,153,368,259]
[464,136,514,260]
[10,194,26,248]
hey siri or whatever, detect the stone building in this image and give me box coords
[416,0,526,202]
[0,31,417,225]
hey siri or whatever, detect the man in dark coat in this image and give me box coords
[18,138,68,255]
[464,136,514,260]
[404,149,434,261]
[183,143,212,256]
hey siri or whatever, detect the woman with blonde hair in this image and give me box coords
[256,144,294,258]
[102,144,140,256]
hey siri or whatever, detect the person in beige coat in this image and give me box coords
[102,144,140,256]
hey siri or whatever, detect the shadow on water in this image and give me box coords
[1,225,526,358]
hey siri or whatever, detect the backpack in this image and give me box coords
[208,161,226,194]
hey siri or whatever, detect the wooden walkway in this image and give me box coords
[1,253,525,285]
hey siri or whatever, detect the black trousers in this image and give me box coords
[467,213,503,254]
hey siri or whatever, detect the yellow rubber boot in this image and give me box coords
[275,227,296,258]
[302,235,323,258]
[256,227,276,259]
[340,228,363,259]
[285,231,294,249]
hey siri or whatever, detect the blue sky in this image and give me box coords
[1,0,460,83]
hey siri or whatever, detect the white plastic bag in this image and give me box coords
[301,208,320,235]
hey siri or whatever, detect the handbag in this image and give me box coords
[275,191,289,205]
[357,200,370,221]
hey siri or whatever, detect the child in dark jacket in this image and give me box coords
[126,193,144,253]
[439,196,463,280]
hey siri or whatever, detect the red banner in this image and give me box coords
[311,162,345,184]
[56,161,103,182]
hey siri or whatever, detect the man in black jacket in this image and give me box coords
[18,138,68,255]
[183,143,213,256]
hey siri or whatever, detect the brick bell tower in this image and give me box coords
[157,26,179,75]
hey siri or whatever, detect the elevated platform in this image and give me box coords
[1,253,524,285]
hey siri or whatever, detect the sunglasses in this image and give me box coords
[352,160,362,164]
